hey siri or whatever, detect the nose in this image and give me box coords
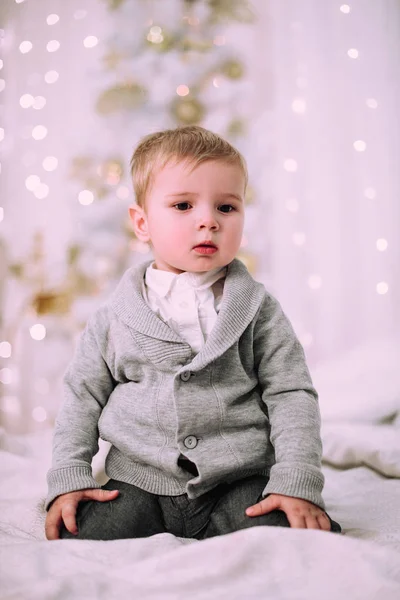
[195,208,219,231]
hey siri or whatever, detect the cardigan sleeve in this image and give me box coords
[45,307,117,510]
[253,293,326,510]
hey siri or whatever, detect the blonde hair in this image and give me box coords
[130,125,248,209]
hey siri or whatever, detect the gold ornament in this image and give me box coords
[227,118,246,137]
[171,97,205,125]
[236,251,257,275]
[221,60,244,79]
[99,159,123,185]
[32,289,73,316]
[102,50,124,70]
[207,0,254,24]
[103,0,127,10]
[96,82,147,115]
[245,185,255,205]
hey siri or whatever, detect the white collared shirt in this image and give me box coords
[142,262,227,354]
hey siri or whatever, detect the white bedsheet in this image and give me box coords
[0,417,400,600]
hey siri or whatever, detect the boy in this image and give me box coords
[45,126,341,541]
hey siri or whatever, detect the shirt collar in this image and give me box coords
[144,261,227,298]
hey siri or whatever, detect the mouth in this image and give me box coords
[193,241,218,255]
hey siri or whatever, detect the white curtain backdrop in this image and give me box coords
[0,0,399,431]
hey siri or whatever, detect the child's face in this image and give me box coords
[130,159,245,274]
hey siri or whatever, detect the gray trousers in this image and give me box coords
[60,474,342,540]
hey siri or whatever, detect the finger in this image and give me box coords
[61,502,79,535]
[45,511,63,540]
[287,515,307,529]
[304,515,321,530]
[317,513,332,531]
[246,498,277,517]
[82,489,120,502]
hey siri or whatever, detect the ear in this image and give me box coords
[129,204,150,242]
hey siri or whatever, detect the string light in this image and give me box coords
[34,183,49,199]
[19,41,33,54]
[0,368,13,384]
[339,5,351,14]
[176,84,189,96]
[353,140,366,152]
[347,48,359,59]
[32,125,48,140]
[213,35,226,46]
[364,187,376,199]
[0,79,5,92]
[20,93,34,108]
[291,98,306,114]
[366,98,378,109]
[32,406,47,422]
[0,341,12,358]
[283,159,298,172]
[0,396,20,415]
[46,14,60,25]
[42,156,58,171]
[25,175,40,191]
[33,96,46,109]
[286,198,299,212]
[293,232,306,246]
[376,238,388,251]
[44,70,59,84]
[0,207,4,222]
[376,282,388,295]
[83,36,98,48]
[308,275,322,289]
[116,185,130,199]
[46,40,60,53]
[79,190,94,205]
[29,324,47,340]
[73,10,87,20]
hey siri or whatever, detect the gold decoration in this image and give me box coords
[221,60,244,79]
[146,30,176,53]
[103,0,127,10]
[171,97,205,125]
[96,82,147,115]
[236,251,257,275]
[102,50,124,70]
[98,159,124,185]
[207,0,254,24]
[245,185,255,205]
[227,118,246,137]
[32,289,72,316]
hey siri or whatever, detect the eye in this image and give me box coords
[173,202,191,211]
[218,204,235,213]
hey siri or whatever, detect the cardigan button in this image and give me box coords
[180,371,191,381]
[184,435,198,449]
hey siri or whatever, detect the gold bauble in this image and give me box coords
[245,185,255,205]
[99,159,123,185]
[221,60,244,80]
[171,97,205,125]
[236,251,257,275]
[96,82,147,115]
[32,290,72,316]
[227,118,245,137]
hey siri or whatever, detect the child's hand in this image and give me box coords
[246,493,331,530]
[45,488,119,540]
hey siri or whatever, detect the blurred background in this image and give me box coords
[0,0,399,435]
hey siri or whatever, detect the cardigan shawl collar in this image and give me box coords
[109,258,266,372]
